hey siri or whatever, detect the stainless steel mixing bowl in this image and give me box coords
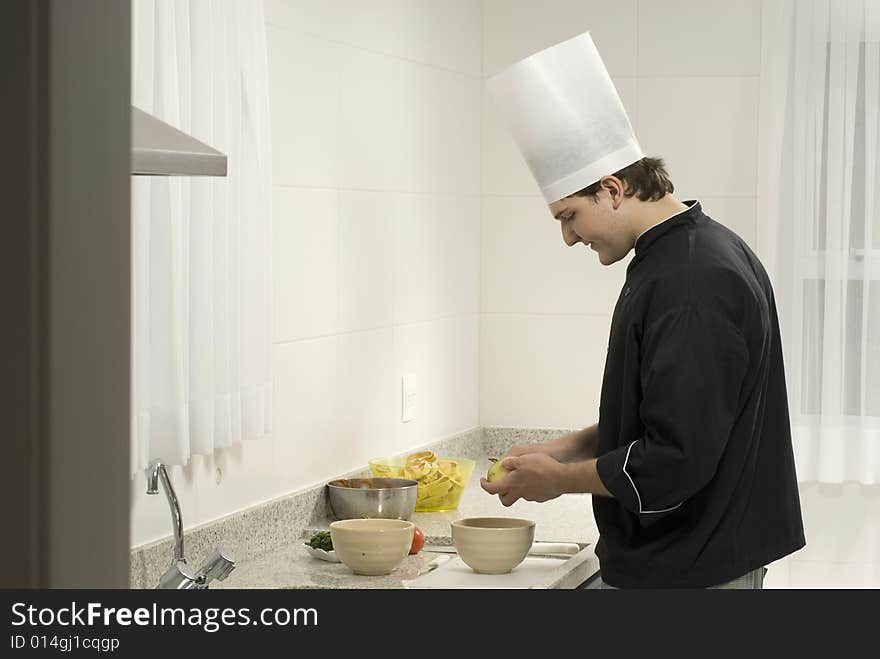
[326,477,419,520]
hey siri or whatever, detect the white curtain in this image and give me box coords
[758,0,880,483]
[130,0,273,475]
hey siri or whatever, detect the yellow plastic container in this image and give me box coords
[368,454,475,512]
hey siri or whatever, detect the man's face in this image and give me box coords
[548,189,632,266]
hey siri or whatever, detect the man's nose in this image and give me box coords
[561,223,580,247]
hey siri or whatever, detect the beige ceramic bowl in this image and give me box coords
[451,517,536,574]
[329,518,415,576]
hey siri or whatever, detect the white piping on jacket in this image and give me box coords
[623,440,685,514]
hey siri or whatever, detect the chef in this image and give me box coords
[480,32,805,589]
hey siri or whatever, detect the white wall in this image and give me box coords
[481,0,880,588]
[130,0,482,548]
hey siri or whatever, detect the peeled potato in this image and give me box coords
[404,450,439,480]
[400,451,467,510]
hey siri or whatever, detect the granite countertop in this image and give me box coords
[213,458,601,589]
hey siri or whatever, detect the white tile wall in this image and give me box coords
[131,0,482,547]
[273,337,340,492]
[482,0,637,78]
[480,313,609,428]
[637,77,759,197]
[331,0,482,77]
[267,28,341,188]
[192,437,279,527]
[335,328,398,464]
[273,187,338,342]
[393,315,480,448]
[263,0,337,36]
[481,90,540,198]
[265,0,482,76]
[338,48,481,195]
[638,0,762,77]
[394,193,481,324]
[338,190,395,333]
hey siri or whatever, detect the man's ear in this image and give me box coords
[600,176,625,209]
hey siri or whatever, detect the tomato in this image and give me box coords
[409,526,426,554]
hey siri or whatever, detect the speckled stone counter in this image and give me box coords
[212,456,600,589]
[132,427,602,589]
[210,543,599,589]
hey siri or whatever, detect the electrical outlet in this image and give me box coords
[402,374,417,423]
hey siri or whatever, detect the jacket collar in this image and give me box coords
[628,199,702,273]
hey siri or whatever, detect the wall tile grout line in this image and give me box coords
[273,183,482,198]
[264,21,482,81]
[273,312,483,347]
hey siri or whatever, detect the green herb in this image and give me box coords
[307,530,333,552]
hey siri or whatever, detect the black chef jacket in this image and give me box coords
[594,200,805,588]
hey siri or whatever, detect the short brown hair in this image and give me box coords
[571,156,674,202]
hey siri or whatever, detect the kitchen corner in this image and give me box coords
[209,455,601,590]
[129,428,603,590]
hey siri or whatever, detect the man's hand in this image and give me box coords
[502,425,599,463]
[505,442,551,458]
[479,453,566,507]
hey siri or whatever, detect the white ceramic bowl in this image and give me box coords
[329,518,415,576]
[451,517,536,574]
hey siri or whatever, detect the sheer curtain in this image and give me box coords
[758,0,880,483]
[130,0,273,475]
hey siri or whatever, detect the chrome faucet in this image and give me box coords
[146,460,236,589]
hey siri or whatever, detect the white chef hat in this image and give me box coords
[487,32,643,204]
